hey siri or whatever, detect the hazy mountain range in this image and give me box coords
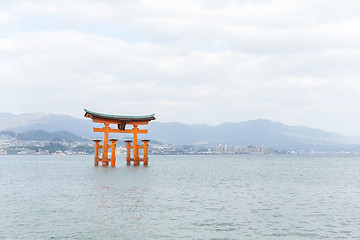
[0,130,85,142]
[0,112,359,151]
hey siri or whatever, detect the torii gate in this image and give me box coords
[84,109,155,166]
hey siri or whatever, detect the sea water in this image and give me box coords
[1,154,360,239]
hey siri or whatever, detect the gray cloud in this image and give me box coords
[1,0,360,135]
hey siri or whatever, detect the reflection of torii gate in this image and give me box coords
[84,109,155,166]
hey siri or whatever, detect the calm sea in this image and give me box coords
[1,154,360,239]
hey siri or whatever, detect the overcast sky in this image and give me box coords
[1,0,360,135]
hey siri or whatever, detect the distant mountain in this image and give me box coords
[349,136,360,144]
[0,130,87,142]
[0,112,359,151]
[0,112,93,138]
[146,120,359,151]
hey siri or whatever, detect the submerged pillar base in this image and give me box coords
[110,139,117,167]
[102,159,109,166]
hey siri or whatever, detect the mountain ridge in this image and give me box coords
[0,112,359,151]
[146,120,358,151]
[0,129,87,142]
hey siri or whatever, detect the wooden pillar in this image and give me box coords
[142,140,150,166]
[110,139,117,167]
[133,125,140,166]
[125,140,132,165]
[102,123,110,166]
[93,140,101,166]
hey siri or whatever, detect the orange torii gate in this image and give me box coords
[84,109,155,166]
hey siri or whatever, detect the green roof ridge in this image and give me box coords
[84,109,155,119]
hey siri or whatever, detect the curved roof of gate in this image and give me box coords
[84,109,156,122]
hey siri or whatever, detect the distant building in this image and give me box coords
[6,149,21,155]
[235,146,248,154]
[18,149,36,155]
[37,150,49,155]
[213,145,223,154]
[224,145,235,154]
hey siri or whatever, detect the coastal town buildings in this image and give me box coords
[0,132,332,155]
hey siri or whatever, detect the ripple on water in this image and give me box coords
[1,154,360,239]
